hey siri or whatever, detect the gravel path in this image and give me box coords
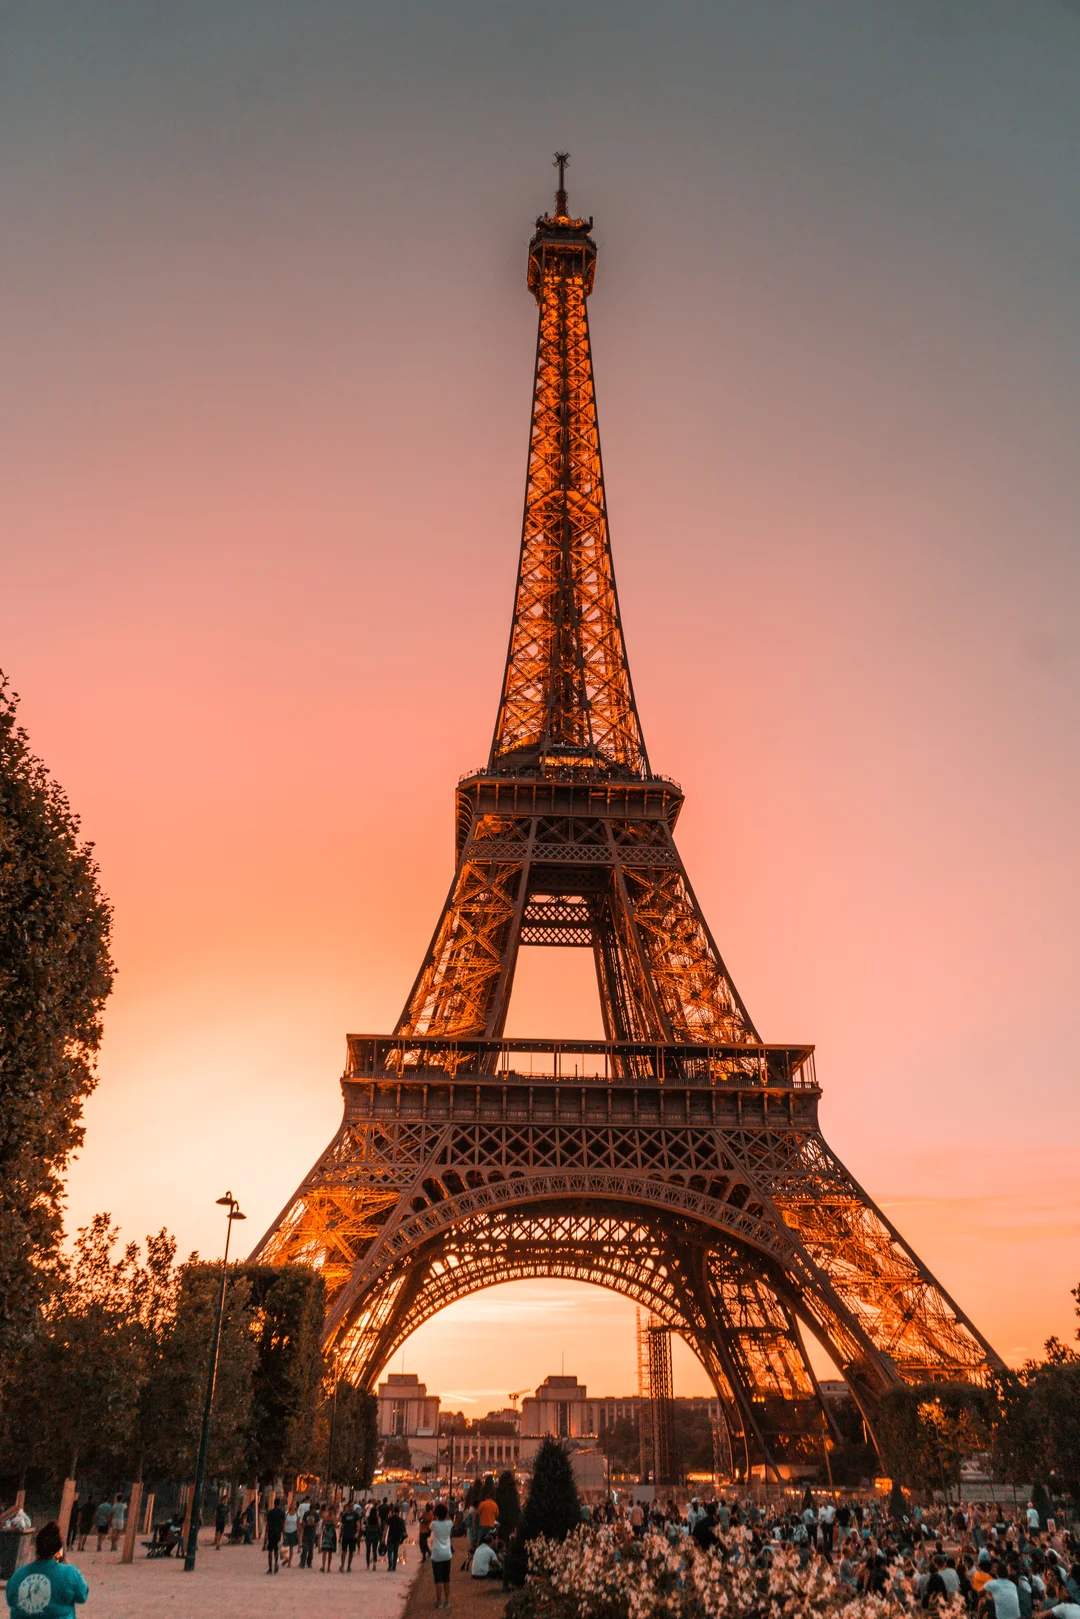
[60,1530,418,1617]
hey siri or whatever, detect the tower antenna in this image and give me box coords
[553,150,569,217]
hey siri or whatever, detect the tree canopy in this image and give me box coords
[0,676,114,1362]
[520,1437,582,1543]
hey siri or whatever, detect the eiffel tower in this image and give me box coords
[254,156,1001,1473]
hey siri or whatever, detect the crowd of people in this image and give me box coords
[256,1492,412,1575]
[590,1493,1080,1618]
[3,1485,1078,1619]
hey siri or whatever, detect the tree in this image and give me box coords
[827,1395,876,1487]
[597,1415,639,1475]
[520,1437,581,1543]
[382,1437,412,1470]
[138,1261,256,1483]
[243,1264,326,1483]
[335,1383,378,1489]
[877,1382,991,1497]
[496,1468,522,1537]
[0,1216,177,1488]
[989,1284,1080,1503]
[0,676,114,1365]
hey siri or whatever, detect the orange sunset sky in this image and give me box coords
[2,3,1079,1410]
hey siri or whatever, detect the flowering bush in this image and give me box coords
[509,1526,964,1619]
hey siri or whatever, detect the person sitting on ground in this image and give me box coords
[1035,1569,1080,1619]
[983,1560,1023,1619]
[471,1532,503,1580]
[922,1553,952,1610]
[6,1521,88,1619]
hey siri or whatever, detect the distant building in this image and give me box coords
[377,1373,441,1470]
[818,1380,850,1406]
[448,1422,521,1474]
[521,1375,595,1440]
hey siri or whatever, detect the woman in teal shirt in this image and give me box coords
[6,1522,88,1619]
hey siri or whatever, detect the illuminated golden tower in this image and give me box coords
[253,156,1001,1475]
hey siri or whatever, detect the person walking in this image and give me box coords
[108,1495,126,1553]
[6,1522,88,1619]
[364,1503,381,1570]
[319,1508,337,1572]
[430,1502,452,1610]
[282,1503,299,1566]
[387,1504,407,1572]
[213,1498,228,1550]
[94,1498,112,1552]
[299,1504,319,1570]
[76,1499,95,1553]
[265,1496,285,1574]
[339,1499,361,1572]
[419,1504,433,1562]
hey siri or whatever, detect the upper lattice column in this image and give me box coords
[488,159,650,780]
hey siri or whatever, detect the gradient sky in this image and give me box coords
[3,1,1079,1406]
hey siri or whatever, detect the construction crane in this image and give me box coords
[508,1389,529,1410]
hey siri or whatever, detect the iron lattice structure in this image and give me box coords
[638,1311,675,1485]
[254,160,1003,1475]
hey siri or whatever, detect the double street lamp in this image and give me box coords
[184,1192,246,1572]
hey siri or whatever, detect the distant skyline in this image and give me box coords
[2,1,1078,1403]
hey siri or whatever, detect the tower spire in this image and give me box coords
[489,164,649,779]
[554,149,569,218]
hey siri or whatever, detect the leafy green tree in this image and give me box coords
[520,1437,581,1543]
[0,677,114,1365]
[496,1468,522,1536]
[243,1264,326,1483]
[989,1285,1080,1502]
[877,1382,991,1496]
[597,1415,639,1475]
[304,1376,378,1490]
[138,1261,256,1483]
[382,1437,412,1470]
[0,1216,175,1486]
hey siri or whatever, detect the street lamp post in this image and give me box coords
[184,1192,246,1572]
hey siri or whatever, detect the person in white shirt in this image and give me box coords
[984,1573,1022,1619]
[430,1504,453,1609]
[471,1537,502,1580]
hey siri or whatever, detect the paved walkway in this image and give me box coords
[59,1531,418,1618]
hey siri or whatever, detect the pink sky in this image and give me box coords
[2,3,1078,1403]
